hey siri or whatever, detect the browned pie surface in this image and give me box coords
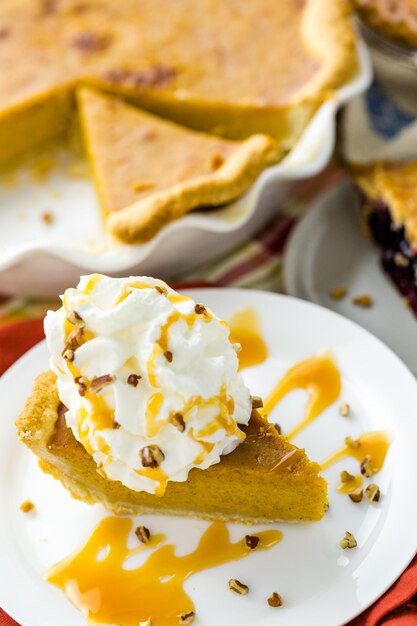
[16,371,328,523]
[353,0,417,46]
[0,0,357,164]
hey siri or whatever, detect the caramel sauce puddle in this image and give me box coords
[263,352,341,439]
[46,517,282,626]
[321,431,390,472]
[228,308,268,371]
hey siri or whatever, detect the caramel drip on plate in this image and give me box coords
[321,431,390,472]
[46,517,282,626]
[228,307,268,371]
[263,352,341,439]
[337,474,363,494]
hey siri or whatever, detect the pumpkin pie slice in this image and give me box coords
[16,370,328,523]
[77,87,278,243]
[351,159,417,315]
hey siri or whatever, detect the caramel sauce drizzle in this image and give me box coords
[321,431,390,472]
[263,352,341,439]
[228,308,268,371]
[46,517,282,626]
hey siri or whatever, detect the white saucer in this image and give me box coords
[284,180,417,375]
[1,289,417,626]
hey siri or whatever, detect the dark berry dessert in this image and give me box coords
[352,159,417,317]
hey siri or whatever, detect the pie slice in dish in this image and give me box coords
[16,371,328,523]
[352,159,417,315]
[77,87,278,243]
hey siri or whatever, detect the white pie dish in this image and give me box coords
[0,41,371,297]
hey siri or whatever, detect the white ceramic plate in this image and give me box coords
[0,42,372,297]
[1,289,417,626]
[283,180,417,376]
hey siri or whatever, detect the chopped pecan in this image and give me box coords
[338,402,350,417]
[340,470,355,483]
[345,436,360,449]
[194,303,207,315]
[90,374,115,394]
[178,612,195,625]
[62,348,74,362]
[348,489,363,503]
[135,525,151,544]
[169,412,185,432]
[155,285,167,295]
[360,456,375,477]
[251,396,263,409]
[329,287,347,300]
[140,445,165,468]
[74,375,88,396]
[244,535,259,550]
[61,327,84,358]
[339,531,357,549]
[66,309,85,329]
[352,294,373,308]
[267,592,283,607]
[365,483,380,502]
[228,579,249,595]
[274,423,282,434]
[127,373,141,387]
[164,350,173,363]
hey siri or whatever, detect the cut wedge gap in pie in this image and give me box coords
[77,87,278,243]
[352,159,417,316]
[16,371,328,523]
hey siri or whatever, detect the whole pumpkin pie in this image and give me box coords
[351,159,417,315]
[0,0,358,166]
[77,87,278,243]
[16,274,327,523]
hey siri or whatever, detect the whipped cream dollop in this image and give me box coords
[44,274,252,495]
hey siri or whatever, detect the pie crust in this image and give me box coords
[78,88,278,243]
